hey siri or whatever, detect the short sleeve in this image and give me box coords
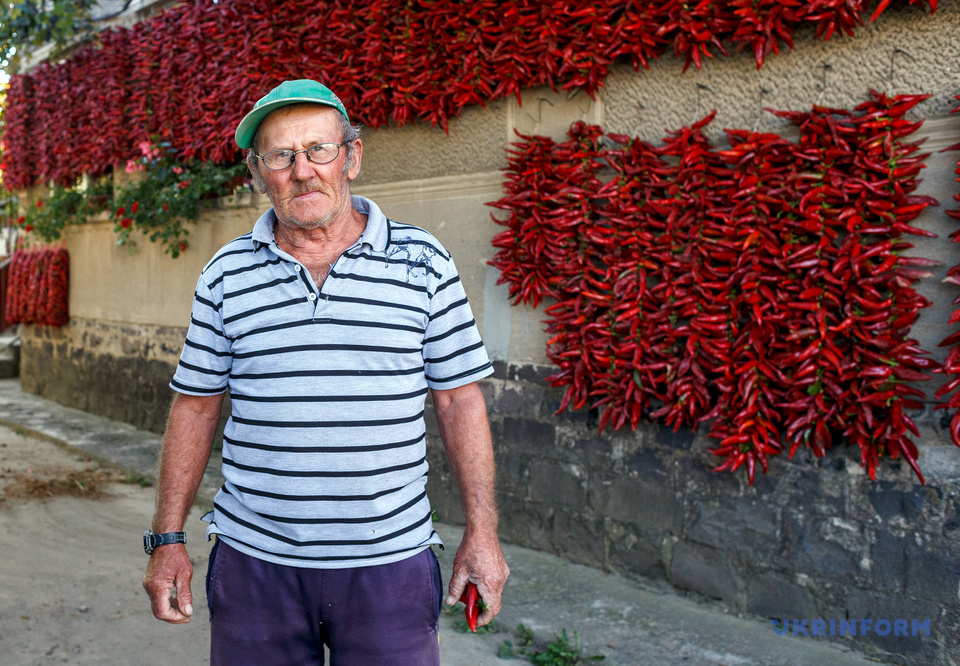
[422,256,493,389]
[170,275,232,395]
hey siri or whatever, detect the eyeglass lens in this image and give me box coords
[261,143,341,170]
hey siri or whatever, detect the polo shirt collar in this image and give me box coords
[250,195,390,254]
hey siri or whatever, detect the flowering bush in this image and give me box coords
[111,141,248,257]
[15,143,248,257]
[20,176,112,241]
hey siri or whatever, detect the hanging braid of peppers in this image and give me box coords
[584,132,674,432]
[542,123,614,420]
[489,132,564,309]
[649,111,731,432]
[770,104,857,460]
[839,91,938,483]
[935,94,960,448]
[704,130,797,484]
[3,246,69,328]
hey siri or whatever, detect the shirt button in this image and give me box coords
[295,265,302,272]
[308,293,317,301]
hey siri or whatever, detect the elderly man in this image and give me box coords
[142,79,509,665]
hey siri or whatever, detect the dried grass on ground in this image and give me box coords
[2,467,117,502]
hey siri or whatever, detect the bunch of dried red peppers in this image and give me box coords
[490,90,956,485]
[935,96,960,454]
[1,0,937,191]
[4,247,70,327]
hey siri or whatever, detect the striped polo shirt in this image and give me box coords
[171,195,493,568]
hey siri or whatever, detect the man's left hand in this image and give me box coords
[446,526,509,627]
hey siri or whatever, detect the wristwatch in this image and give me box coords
[143,530,187,555]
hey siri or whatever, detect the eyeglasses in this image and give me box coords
[256,142,345,171]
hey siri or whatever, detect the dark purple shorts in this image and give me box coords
[206,539,443,666]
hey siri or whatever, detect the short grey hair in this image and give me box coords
[245,105,361,192]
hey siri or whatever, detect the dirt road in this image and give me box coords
[0,426,210,665]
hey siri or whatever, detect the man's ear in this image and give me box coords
[346,139,363,182]
[246,153,268,194]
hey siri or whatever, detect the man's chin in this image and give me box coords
[276,202,336,230]
[279,215,332,231]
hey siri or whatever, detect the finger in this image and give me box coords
[477,606,497,627]
[445,568,469,607]
[475,583,501,626]
[174,569,194,619]
[148,581,189,623]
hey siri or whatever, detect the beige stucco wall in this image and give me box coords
[65,195,265,329]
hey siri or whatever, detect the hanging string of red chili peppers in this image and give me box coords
[0,0,938,191]
[4,247,70,328]
[935,95,960,448]
[489,90,948,485]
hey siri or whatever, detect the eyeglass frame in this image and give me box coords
[255,142,348,171]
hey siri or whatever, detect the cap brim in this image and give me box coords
[235,97,346,150]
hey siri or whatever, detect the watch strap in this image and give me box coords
[144,530,187,555]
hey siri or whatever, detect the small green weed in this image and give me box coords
[499,624,604,665]
[119,473,153,488]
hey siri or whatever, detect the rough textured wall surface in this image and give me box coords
[603,2,960,143]
[64,198,263,328]
[356,101,510,186]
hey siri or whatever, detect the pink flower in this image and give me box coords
[172,166,183,175]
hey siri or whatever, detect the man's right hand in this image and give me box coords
[143,544,195,623]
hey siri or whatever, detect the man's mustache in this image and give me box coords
[287,181,325,197]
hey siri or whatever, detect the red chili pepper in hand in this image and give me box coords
[460,582,481,632]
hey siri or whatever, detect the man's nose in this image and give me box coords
[290,151,316,179]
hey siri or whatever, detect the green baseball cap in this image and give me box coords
[235,79,350,149]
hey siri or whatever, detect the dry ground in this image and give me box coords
[0,424,211,665]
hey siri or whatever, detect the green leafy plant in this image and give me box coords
[119,473,153,488]
[15,141,247,257]
[22,176,113,241]
[112,141,248,257]
[0,0,98,73]
[499,624,604,665]
[498,623,535,658]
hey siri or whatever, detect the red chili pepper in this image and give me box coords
[460,582,481,633]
